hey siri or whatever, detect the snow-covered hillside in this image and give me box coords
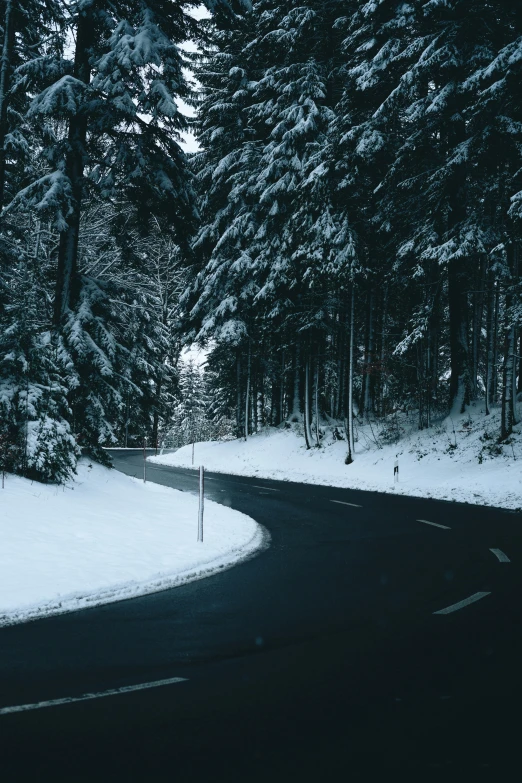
[151,403,522,511]
[0,462,265,627]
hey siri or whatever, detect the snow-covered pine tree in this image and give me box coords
[367,0,507,416]
[177,358,208,447]
[190,0,353,446]
[6,0,214,465]
[0,1,73,481]
[463,3,522,438]
[188,5,264,437]
[0,0,65,213]
[119,226,186,449]
[0,217,77,482]
[332,1,425,424]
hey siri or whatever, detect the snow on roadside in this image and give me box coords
[0,461,267,627]
[150,404,522,512]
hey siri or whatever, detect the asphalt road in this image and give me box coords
[2,450,522,781]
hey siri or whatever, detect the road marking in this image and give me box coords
[0,676,188,716]
[252,485,279,492]
[330,500,362,508]
[417,519,451,530]
[490,548,511,563]
[433,592,491,615]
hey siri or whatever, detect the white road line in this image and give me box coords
[252,485,279,492]
[433,592,491,615]
[417,519,451,530]
[490,548,511,563]
[330,500,362,508]
[0,676,188,716]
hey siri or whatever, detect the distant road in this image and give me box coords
[2,450,522,780]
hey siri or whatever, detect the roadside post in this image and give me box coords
[143,437,147,483]
[198,465,204,542]
[394,456,399,483]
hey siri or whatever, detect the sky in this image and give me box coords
[179,4,212,361]
[179,5,211,154]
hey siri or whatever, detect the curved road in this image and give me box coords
[2,450,522,780]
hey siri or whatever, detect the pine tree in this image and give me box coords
[0,234,77,482]
[187,0,522,454]
[464,3,522,437]
[4,0,203,467]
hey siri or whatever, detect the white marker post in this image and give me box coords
[143,437,147,483]
[198,465,204,542]
[394,457,399,483]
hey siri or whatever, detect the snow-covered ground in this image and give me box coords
[151,403,522,511]
[0,461,266,627]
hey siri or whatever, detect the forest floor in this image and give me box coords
[151,402,522,512]
[0,461,263,627]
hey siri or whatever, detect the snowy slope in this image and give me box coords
[0,461,266,627]
[150,403,522,511]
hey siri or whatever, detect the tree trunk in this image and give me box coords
[250,382,255,436]
[513,331,518,424]
[53,7,92,327]
[291,342,300,420]
[379,285,388,418]
[236,350,242,438]
[314,358,320,447]
[493,283,500,401]
[0,0,15,210]
[252,373,258,433]
[416,341,423,430]
[517,329,522,394]
[280,350,285,423]
[448,259,471,413]
[501,244,519,439]
[124,398,129,448]
[428,277,440,414]
[335,312,344,420]
[244,341,251,441]
[471,257,486,399]
[345,286,355,464]
[151,377,162,449]
[304,357,313,449]
[512,245,519,427]
[501,321,515,440]
[256,386,263,432]
[269,381,276,426]
[271,350,280,425]
[361,288,374,420]
[334,357,341,419]
[485,274,496,414]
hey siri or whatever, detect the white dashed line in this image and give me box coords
[252,485,279,492]
[417,519,451,530]
[433,592,491,615]
[490,548,510,563]
[0,676,188,716]
[330,500,362,508]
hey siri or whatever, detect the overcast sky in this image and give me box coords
[179,5,211,154]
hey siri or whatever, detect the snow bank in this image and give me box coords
[0,461,266,627]
[151,404,522,511]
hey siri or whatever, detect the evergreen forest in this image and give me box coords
[1,0,521,481]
